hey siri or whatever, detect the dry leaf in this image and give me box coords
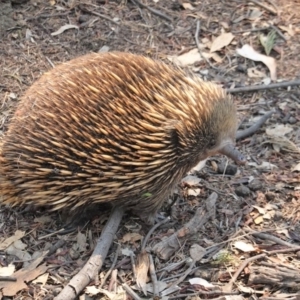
[136,251,150,295]
[190,159,207,173]
[144,281,168,293]
[210,32,234,53]
[0,230,25,251]
[182,2,194,10]
[266,124,293,137]
[51,24,79,36]
[248,161,278,170]
[76,232,87,252]
[252,205,265,214]
[86,286,101,296]
[189,277,215,288]
[122,232,143,243]
[32,273,49,286]
[254,215,264,224]
[247,67,266,78]
[168,48,202,66]
[236,44,277,81]
[190,244,206,261]
[292,162,300,172]
[187,188,201,196]
[181,175,201,185]
[0,255,48,296]
[234,241,256,252]
[0,264,15,277]
[34,216,53,224]
[278,25,294,37]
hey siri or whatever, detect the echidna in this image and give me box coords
[0,52,244,223]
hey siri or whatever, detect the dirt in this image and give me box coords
[0,0,299,299]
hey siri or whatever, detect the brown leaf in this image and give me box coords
[136,250,150,296]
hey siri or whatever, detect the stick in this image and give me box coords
[227,79,300,94]
[54,206,124,300]
[131,0,172,22]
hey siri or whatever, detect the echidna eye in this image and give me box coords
[208,138,216,148]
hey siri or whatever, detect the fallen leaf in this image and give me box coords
[190,244,206,261]
[247,67,266,78]
[259,30,276,55]
[248,9,263,20]
[278,25,294,37]
[181,175,201,185]
[254,215,264,224]
[86,286,101,296]
[121,247,135,256]
[34,216,53,224]
[0,230,25,251]
[168,48,202,66]
[187,188,201,196]
[189,277,215,288]
[292,162,300,172]
[0,264,15,277]
[237,44,277,80]
[252,205,265,214]
[248,161,278,170]
[182,2,194,10]
[234,241,256,252]
[266,124,293,136]
[122,232,143,243]
[144,281,168,293]
[136,251,150,296]
[51,24,79,36]
[210,32,234,53]
[76,232,87,252]
[32,273,49,286]
[190,159,207,173]
[0,255,48,296]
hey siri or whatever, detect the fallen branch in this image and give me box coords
[131,0,173,22]
[236,110,274,140]
[227,79,300,94]
[223,246,300,292]
[152,193,217,260]
[54,206,124,300]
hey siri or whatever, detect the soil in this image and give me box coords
[0,0,299,299]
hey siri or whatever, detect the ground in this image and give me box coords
[0,0,300,299]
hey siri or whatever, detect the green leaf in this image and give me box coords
[259,30,276,55]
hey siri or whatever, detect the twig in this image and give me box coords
[236,110,274,140]
[173,261,196,286]
[195,20,218,70]
[152,193,216,260]
[100,244,121,288]
[0,276,17,282]
[224,253,266,292]
[54,206,124,300]
[245,229,300,248]
[169,291,240,299]
[249,0,277,15]
[122,283,143,300]
[224,246,300,292]
[269,24,287,41]
[131,0,173,22]
[149,254,158,296]
[26,12,70,21]
[227,79,300,94]
[141,217,170,250]
[79,6,120,25]
[130,251,137,282]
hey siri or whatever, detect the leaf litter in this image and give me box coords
[0,0,300,299]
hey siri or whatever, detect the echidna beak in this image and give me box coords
[219,144,246,165]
